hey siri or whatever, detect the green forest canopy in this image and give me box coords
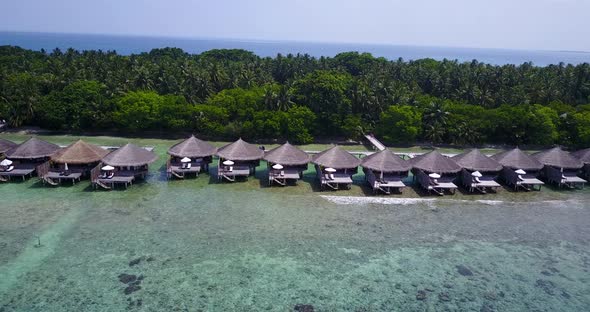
[1,46,589,147]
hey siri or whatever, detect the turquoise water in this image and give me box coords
[2,31,590,66]
[1,136,589,311]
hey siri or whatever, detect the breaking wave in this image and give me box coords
[320,195,584,207]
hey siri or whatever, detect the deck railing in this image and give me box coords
[90,163,102,183]
[35,161,50,178]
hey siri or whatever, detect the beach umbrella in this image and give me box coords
[515,169,526,175]
[181,157,191,163]
[325,167,337,173]
[0,159,12,166]
[429,173,441,179]
[102,165,115,171]
[223,160,234,166]
[471,171,483,177]
[272,164,284,170]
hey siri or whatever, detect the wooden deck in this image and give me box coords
[90,164,146,190]
[458,169,501,194]
[365,169,407,194]
[500,167,543,191]
[0,167,36,181]
[542,166,586,189]
[43,171,83,185]
[268,168,302,186]
[96,175,135,189]
[414,169,457,196]
[217,165,251,182]
[168,163,202,179]
[315,165,354,190]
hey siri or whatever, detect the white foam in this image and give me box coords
[320,195,435,206]
[320,195,587,208]
[474,200,504,205]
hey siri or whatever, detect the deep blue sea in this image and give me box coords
[1,31,590,66]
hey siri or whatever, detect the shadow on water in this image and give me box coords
[301,171,325,192]
[28,179,80,189]
[156,163,169,182]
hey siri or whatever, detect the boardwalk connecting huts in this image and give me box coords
[533,147,586,189]
[92,143,158,189]
[167,135,217,179]
[216,138,264,182]
[572,148,590,180]
[360,149,411,194]
[263,142,310,186]
[410,150,460,195]
[491,148,544,191]
[312,146,361,190]
[41,140,109,185]
[1,137,60,181]
[452,149,503,193]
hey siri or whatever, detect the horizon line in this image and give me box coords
[2,30,589,55]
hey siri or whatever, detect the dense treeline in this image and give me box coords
[1,45,589,146]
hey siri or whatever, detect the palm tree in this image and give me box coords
[422,102,450,144]
[423,101,450,127]
[263,86,277,110]
[276,84,295,111]
[423,124,445,144]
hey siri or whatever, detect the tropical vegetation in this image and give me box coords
[1,46,589,146]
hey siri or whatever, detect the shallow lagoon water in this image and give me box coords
[1,136,590,311]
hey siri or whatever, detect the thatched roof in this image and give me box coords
[311,146,361,169]
[572,148,590,164]
[263,142,310,166]
[532,147,583,169]
[51,140,109,164]
[216,138,264,161]
[0,138,17,154]
[451,149,502,172]
[5,137,60,159]
[410,150,461,174]
[361,149,411,172]
[168,135,217,158]
[491,148,543,171]
[102,143,158,167]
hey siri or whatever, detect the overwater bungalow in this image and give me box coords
[312,146,361,190]
[410,150,460,195]
[452,149,502,193]
[533,147,585,189]
[1,137,60,181]
[167,135,217,179]
[216,138,264,182]
[263,142,310,186]
[39,140,109,185]
[91,143,157,189]
[491,148,544,191]
[0,138,17,158]
[572,148,590,180]
[360,149,411,194]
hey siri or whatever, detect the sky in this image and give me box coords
[1,0,589,51]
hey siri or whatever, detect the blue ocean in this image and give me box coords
[1,31,590,66]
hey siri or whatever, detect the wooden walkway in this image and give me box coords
[364,134,386,151]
